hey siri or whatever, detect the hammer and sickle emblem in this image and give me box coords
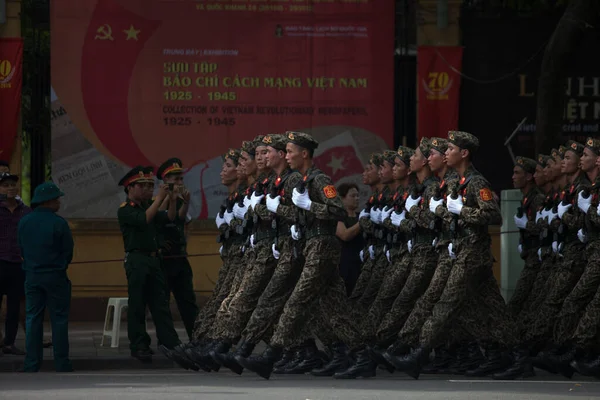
[95,24,114,41]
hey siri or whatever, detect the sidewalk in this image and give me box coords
[0,321,189,372]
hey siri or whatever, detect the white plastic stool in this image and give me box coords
[101,297,129,348]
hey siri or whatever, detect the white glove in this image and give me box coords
[216,212,226,228]
[547,209,558,222]
[535,210,543,223]
[558,202,572,219]
[266,195,281,213]
[578,191,592,214]
[448,242,456,259]
[368,245,375,260]
[243,195,251,208]
[405,196,421,212]
[390,210,406,227]
[386,250,391,263]
[578,229,588,244]
[514,213,528,230]
[552,241,558,254]
[518,244,522,254]
[250,234,256,248]
[447,195,464,215]
[291,225,299,240]
[250,192,264,209]
[432,238,438,247]
[224,210,234,225]
[538,248,542,261]
[272,243,280,259]
[429,198,444,213]
[219,245,223,256]
[359,209,370,220]
[292,188,312,211]
[381,206,393,221]
[371,208,382,225]
[233,203,248,220]
[359,250,365,262]
[408,240,413,253]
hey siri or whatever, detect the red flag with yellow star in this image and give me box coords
[313,132,363,182]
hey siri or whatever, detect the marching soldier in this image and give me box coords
[508,157,545,316]
[387,131,519,379]
[117,166,192,369]
[237,132,364,380]
[156,158,198,340]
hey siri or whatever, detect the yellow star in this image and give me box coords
[327,155,345,175]
[123,25,141,40]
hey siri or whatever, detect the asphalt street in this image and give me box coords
[1,370,600,400]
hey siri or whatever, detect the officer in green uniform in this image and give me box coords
[18,182,73,372]
[117,166,194,369]
[156,158,199,341]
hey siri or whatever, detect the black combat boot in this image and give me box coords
[208,340,234,370]
[574,351,600,377]
[448,342,484,375]
[333,348,377,379]
[384,346,431,379]
[311,343,350,376]
[285,341,324,374]
[272,348,295,371]
[235,344,283,380]
[492,347,535,380]
[159,344,206,372]
[465,344,511,377]
[185,340,220,371]
[212,340,255,375]
[274,346,304,374]
[422,346,455,374]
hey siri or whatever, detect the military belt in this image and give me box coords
[129,250,158,257]
[456,226,487,239]
[254,228,277,243]
[521,237,540,251]
[439,230,453,242]
[414,231,437,245]
[278,222,291,237]
[304,223,337,240]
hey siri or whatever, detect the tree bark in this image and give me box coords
[535,0,600,154]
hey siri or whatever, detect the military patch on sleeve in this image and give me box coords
[480,188,493,201]
[323,185,337,199]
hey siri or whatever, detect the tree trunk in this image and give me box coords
[535,0,600,154]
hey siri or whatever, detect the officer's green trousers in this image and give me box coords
[161,257,199,340]
[125,253,180,351]
[23,270,72,372]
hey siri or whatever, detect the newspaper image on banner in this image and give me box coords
[51,0,394,218]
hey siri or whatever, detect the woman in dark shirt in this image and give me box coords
[336,183,364,296]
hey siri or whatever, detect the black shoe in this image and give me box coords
[385,346,430,379]
[367,344,395,373]
[235,345,283,380]
[333,348,377,379]
[492,348,535,380]
[284,343,324,374]
[131,348,153,364]
[465,345,511,377]
[573,353,600,377]
[274,347,304,374]
[160,344,206,372]
[447,342,484,375]
[185,343,220,372]
[273,349,294,370]
[212,340,255,375]
[311,343,350,377]
[208,340,232,367]
[422,346,455,374]
[2,346,25,356]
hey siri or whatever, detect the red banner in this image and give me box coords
[417,46,463,139]
[0,38,23,161]
[51,0,395,218]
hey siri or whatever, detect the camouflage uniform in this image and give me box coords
[553,138,600,346]
[507,157,546,316]
[398,166,460,348]
[419,131,518,350]
[270,162,363,350]
[242,166,305,345]
[209,165,278,342]
[524,141,589,347]
[359,148,415,340]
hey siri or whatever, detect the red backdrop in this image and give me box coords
[417,46,463,139]
[0,38,23,162]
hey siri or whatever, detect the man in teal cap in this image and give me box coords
[17,181,74,372]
